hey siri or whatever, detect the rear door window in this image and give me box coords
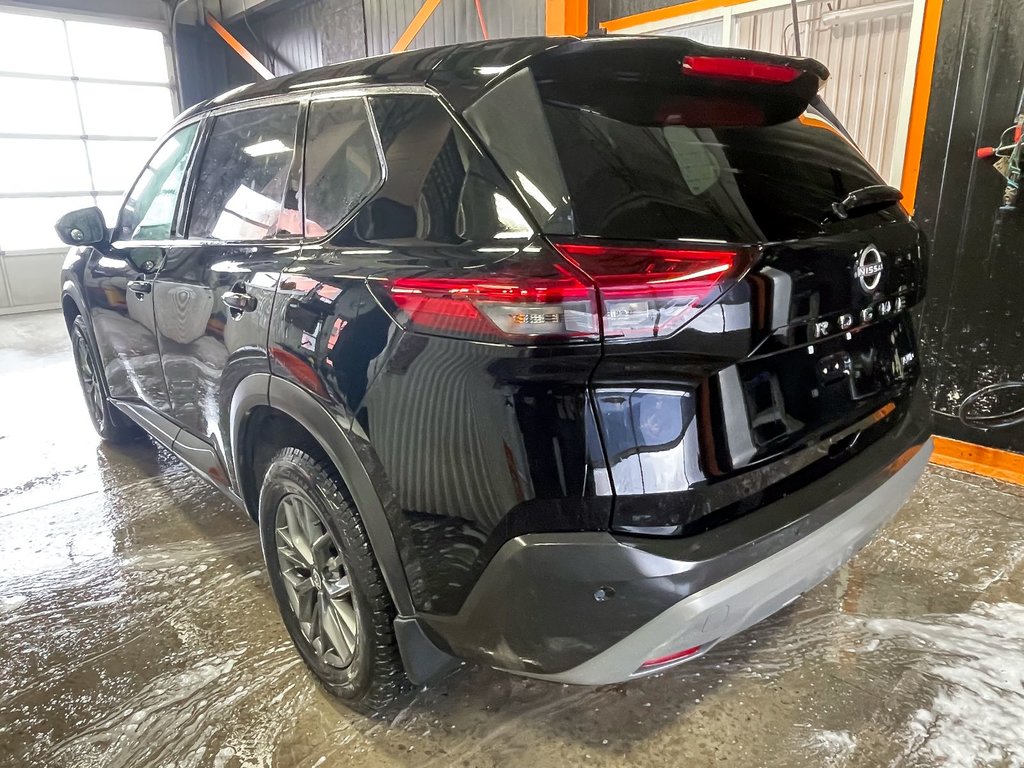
[302,97,383,238]
[187,103,300,241]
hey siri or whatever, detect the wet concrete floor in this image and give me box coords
[2,309,1024,767]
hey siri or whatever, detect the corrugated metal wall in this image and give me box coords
[177,1,548,113]
[589,0,699,29]
[229,0,365,74]
[363,0,545,57]
[732,0,913,183]
[655,17,722,44]
[230,0,545,73]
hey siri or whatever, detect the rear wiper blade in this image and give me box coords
[828,184,903,221]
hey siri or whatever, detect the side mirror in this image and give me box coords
[55,206,108,247]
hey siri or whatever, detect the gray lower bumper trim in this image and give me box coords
[523,438,933,685]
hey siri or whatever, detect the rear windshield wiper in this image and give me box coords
[828,184,903,221]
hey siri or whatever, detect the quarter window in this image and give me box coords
[188,104,300,241]
[302,98,382,237]
[117,122,198,242]
[357,95,533,244]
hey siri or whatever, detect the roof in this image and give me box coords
[177,36,579,123]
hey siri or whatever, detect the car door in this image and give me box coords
[152,101,304,487]
[84,120,200,415]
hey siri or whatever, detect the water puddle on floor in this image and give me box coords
[3,470,1023,768]
[3,313,1024,767]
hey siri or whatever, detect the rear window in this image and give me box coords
[466,45,900,244]
[544,106,894,242]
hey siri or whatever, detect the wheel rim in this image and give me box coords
[73,330,104,426]
[274,493,359,668]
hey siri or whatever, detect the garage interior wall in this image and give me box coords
[914,0,1024,453]
[178,0,547,108]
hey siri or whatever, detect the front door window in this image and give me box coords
[116,122,198,243]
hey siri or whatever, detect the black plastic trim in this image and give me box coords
[419,391,931,675]
[266,375,416,617]
[393,617,460,685]
[229,372,272,518]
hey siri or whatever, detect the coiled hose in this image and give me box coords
[958,380,1024,430]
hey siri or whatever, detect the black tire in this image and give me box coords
[258,447,409,713]
[69,314,142,443]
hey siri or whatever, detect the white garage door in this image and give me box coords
[0,8,176,314]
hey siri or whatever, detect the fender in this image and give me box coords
[60,277,88,333]
[229,373,415,618]
[61,277,85,314]
[60,243,95,322]
[61,275,108,389]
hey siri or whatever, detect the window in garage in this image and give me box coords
[0,9,176,257]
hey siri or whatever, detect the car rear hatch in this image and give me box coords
[463,37,928,536]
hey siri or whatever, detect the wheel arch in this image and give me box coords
[61,280,86,329]
[229,373,415,617]
[61,281,105,385]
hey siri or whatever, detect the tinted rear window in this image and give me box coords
[466,46,902,244]
[544,105,894,242]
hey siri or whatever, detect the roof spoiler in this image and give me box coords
[488,36,830,127]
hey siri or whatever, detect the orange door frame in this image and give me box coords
[546,0,589,35]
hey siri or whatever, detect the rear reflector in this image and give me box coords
[641,645,702,669]
[379,242,741,344]
[682,55,802,84]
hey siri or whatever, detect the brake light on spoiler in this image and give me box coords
[681,55,803,84]
[379,241,745,344]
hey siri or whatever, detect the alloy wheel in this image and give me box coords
[73,329,104,426]
[274,493,359,668]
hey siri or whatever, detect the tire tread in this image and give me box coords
[263,447,410,714]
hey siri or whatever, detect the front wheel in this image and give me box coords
[259,448,409,713]
[69,314,141,443]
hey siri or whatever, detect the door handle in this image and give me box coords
[222,290,257,317]
[127,280,152,300]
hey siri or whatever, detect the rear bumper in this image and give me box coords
[520,437,931,684]
[418,393,932,682]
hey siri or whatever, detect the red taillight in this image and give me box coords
[383,267,599,342]
[555,242,738,341]
[378,242,741,344]
[641,645,702,669]
[682,55,802,84]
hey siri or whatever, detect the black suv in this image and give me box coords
[58,36,931,712]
